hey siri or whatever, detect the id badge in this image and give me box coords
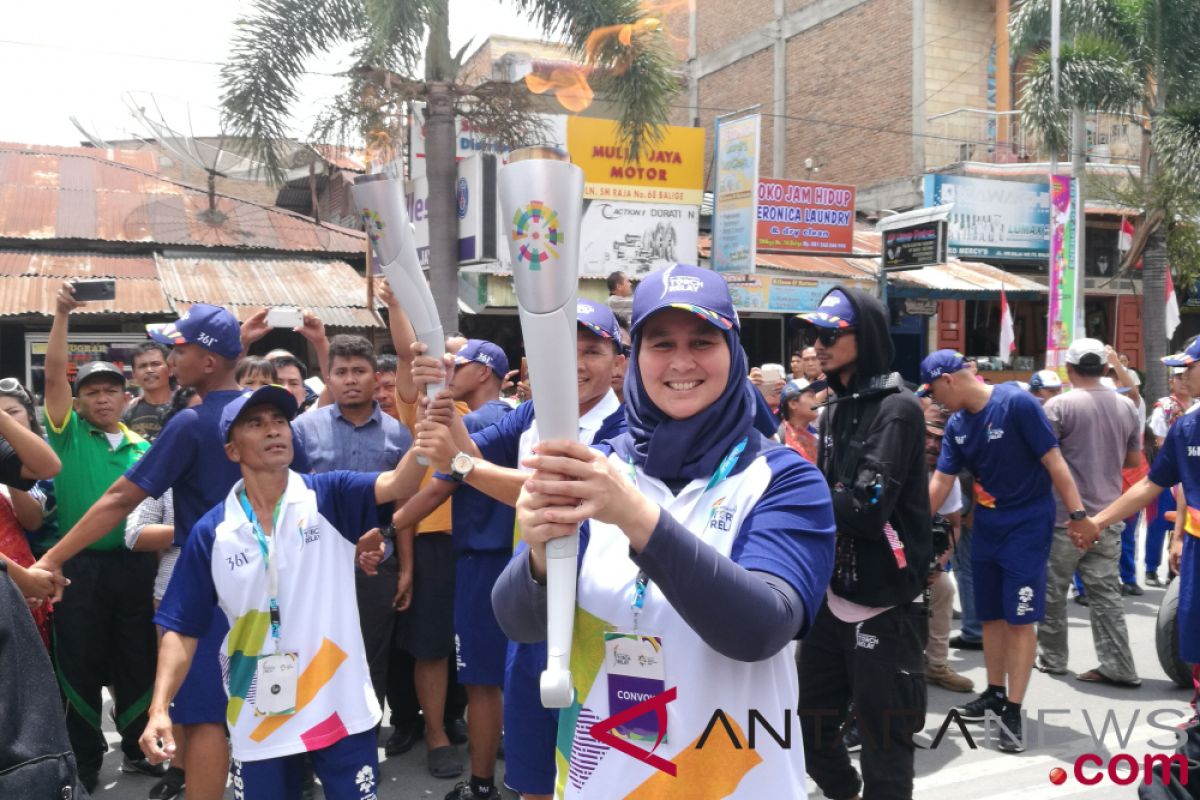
[604,632,666,743]
[254,652,299,716]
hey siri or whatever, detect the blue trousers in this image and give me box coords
[1146,489,1175,576]
[950,523,982,641]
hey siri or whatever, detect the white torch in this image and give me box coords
[351,172,446,399]
[498,147,584,708]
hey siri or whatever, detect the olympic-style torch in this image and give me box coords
[351,172,445,455]
[498,147,584,709]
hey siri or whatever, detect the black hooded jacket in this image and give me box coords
[816,288,931,607]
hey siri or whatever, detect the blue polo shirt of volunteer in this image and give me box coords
[936,382,1058,520]
[155,470,388,761]
[1146,404,1200,663]
[433,399,513,552]
[126,390,310,546]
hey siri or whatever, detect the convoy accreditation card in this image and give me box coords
[604,632,667,743]
[254,652,299,716]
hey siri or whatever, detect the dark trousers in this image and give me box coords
[356,554,399,711]
[798,599,928,800]
[52,549,158,778]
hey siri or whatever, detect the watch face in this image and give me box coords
[453,453,473,474]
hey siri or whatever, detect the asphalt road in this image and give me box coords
[90,577,1191,799]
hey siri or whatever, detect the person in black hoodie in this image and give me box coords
[796,288,932,800]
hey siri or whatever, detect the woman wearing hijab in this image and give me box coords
[492,264,836,798]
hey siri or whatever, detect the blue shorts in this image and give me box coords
[171,608,229,725]
[972,504,1054,625]
[231,727,378,800]
[453,550,511,687]
[502,640,558,795]
[1179,534,1199,664]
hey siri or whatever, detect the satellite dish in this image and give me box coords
[122,91,275,218]
[69,116,113,150]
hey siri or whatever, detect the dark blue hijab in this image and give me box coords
[616,321,763,482]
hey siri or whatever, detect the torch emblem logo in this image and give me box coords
[360,208,385,243]
[511,201,563,270]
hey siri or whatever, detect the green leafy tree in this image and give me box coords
[1011,0,1200,402]
[220,0,680,331]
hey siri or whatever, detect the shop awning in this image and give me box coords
[156,255,383,328]
[886,260,1046,299]
[0,251,170,316]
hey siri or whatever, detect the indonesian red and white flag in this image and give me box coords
[999,285,1016,362]
[1166,268,1181,341]
[1118,217,1134,252]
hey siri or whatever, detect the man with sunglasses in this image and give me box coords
[796,288,932,800]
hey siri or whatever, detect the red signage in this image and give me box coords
[756,178,856,254]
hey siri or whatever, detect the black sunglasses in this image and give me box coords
[802,327,854,348]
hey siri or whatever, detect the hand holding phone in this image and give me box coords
[265,307,304,329]
[71,279,116,302]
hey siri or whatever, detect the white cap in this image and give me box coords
[1015,381,1031,391]
[1172,366,1188,376]
[1065,337,1106,366]
[1030,369,1063,390]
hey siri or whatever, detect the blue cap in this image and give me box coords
[577,300,622,344]
[219,385,298,442]
[630,264,738,333]
[917,350,969,396]
[147,304,242,360]
[780,377,827,405]
[798,289,856,329]
[1029,369,1063,390]
[1163,336,1200,367]
[454,339,509,379]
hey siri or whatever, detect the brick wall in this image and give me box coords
[694,0,776,57]
[696,48,776,176]
[781,0,913,186]
[922,0,995,169]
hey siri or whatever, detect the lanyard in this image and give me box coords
[239,490,285,652]
[626,437,748,631]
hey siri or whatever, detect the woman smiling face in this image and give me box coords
[637,308,731,420]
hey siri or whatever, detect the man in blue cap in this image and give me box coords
[1084,334,1200,722]
[923,349,1087,753]
[408,300,627,800]
[37,302,309,800]
[795,287,932,800]
[141,384,425,800]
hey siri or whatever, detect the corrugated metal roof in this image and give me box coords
[0,146,366,255]
[156,255,382,328]
[0,142,159,172]
[698,234,879,279]
[888,259,1046,297]
[0,251,168,316]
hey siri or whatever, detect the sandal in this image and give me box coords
[1034,659,1067,675]
[1076,668,1142,688]
[148,767,186,800]
[427,745,463,779]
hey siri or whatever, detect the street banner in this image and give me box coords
[712,113,761,273]
[1046,175,1077,367]
[405,154,496,267]
[923,174,1051,260]
[409,106,567,178]
[578,201,699,277]
[723,274,873,314]
[565,116,705,204]
[756,178,856,254]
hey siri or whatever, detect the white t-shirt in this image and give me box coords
[157,470,384,761]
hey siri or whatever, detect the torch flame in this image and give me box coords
[525,15,664,113]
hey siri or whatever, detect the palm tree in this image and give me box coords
[1011,0,1200,403]
[220,0,680,332]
